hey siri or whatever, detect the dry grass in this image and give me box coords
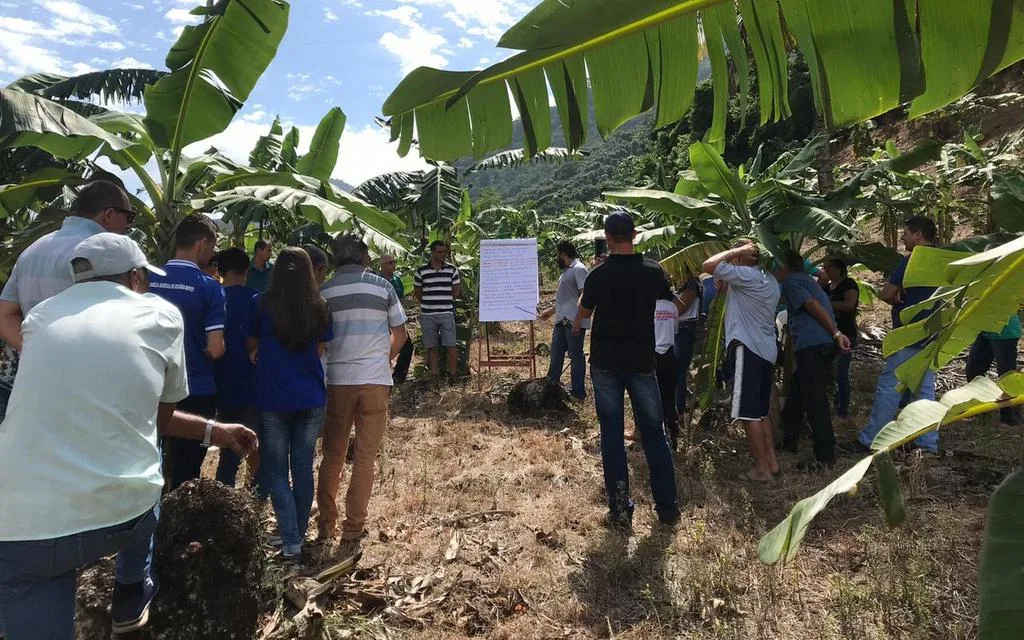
[217,312,1019,640]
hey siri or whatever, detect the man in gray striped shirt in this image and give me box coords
[413,241,461,379]
[317,235,408,544]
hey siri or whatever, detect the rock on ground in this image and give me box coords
[507,378,572,417]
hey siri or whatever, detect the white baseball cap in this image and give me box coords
[71,233,166,283]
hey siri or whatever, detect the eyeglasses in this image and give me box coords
[110,206,137,225]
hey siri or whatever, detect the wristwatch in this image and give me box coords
[201,419,215,448]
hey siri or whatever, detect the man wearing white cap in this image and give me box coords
[0,233,257,640]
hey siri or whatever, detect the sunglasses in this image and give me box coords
[110,206,137,225]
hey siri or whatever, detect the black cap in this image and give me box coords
[604,210,634,237]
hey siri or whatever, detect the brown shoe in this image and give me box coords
[340,528,368,542]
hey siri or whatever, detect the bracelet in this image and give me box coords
[832,330,843,339]
[201,419,214,448]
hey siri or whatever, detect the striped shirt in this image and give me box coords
[322,265,407,386]
[414,262,460,314]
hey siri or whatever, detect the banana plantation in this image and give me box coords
[1,0,1024,638]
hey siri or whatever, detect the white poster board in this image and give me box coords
[478,238,539,322]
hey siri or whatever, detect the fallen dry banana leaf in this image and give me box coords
[314,549,362,583]
[444,510,516,527]
[443,531,462,563]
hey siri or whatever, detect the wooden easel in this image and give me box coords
[475,320,537,389]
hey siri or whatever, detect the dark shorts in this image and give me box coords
[730,343,774,421]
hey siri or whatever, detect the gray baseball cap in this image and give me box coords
[71,233,166,283]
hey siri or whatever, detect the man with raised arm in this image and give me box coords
[702,240,781,482]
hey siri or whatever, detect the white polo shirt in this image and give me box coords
[0,281,189,540]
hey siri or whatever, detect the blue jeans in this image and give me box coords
[858,346,938,452]
[262,407,325,546]
[674,322,698,409]
[0,506,157,640]
[591,367,678,520]
[834,335,857,417]
[547,323,586,400]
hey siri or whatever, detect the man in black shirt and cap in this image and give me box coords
[573,210,680,530]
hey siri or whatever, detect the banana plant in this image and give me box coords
[0,0,403,262]
[381,0,1023,163]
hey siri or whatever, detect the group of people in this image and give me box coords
[0,180,464,639]
[544,212,1020,527]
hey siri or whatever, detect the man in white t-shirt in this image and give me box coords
[541,241,589,400]
[0,234,257,640]
[703,240,780,482]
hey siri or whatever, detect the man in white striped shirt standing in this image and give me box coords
[413,241,461,380]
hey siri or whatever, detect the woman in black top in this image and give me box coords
[824,258,859,418]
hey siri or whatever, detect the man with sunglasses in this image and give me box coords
[0,180,135,418]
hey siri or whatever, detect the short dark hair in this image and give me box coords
[216,247,249,276]
[335,234,368,267]
[302,244,328,270]
[429,240,448,251]
[556,241,578,259]
[783,250,806,273]
[174,214,218,249]
[904,216,937,243]
[827,256,848,276]
[71,180,128,218]
[255,239,270,252]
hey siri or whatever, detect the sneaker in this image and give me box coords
[111,576,158,634]
[836,439,870,455]
[265,534,283,548]
[600,512,633,532]
[281,543,302,559]
[657,509,681,527]
[796,458,835,473]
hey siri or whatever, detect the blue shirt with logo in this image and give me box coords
[214,284,259,409]
[247,295,334,412]
[149,259,226,396]
[781,272,836,350]
[889,253,938,329]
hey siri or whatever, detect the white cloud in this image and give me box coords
[97,41,125,51]
[456,37,474,48]
[186,114,429,188]
[367,7,448,75]
[394,0,531,41]
[323,7,338,21]
[111,56,152,69]
[0,1,120,75]
[164,8,198,25]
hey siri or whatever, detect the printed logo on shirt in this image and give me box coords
[149,282,196,292]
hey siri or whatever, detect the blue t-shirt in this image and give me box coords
[149,259,226,396]
[247,295,334,412]
[214,284,259,409]
[781,272,836,350]
[701,278,717,316]
[889,253,938,328]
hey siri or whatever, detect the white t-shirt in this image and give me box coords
[0,282,188,540]
[713,262,780,363]
[654,299,679,355]
[555,259,590,329]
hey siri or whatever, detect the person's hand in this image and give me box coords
[212,422,258,458]
[892,288,904,305]
[835,332,852,353]
[249,349,258,364]
[733,242,759,258]
[571,319,582,336]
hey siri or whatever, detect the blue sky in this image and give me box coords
[0,0,533,185]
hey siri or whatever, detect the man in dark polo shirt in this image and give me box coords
[574,211,680,530]
[246,239,274,293]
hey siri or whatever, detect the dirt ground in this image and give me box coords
[71,292,1019,639]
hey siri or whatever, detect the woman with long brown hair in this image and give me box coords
[246,247,333,559]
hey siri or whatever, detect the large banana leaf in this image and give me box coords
[464,147,584,175]
[759,373,1024,565]
[8,68,167,104]
[0,167,87,218]
[0,89,142,164]
[249,116,284,170]
[980,468,1024,638]
[381,0,1024,162]
[352,170,419,211]
[885,236,1024,393]
[690,290,727,411]
[191,184,406,254]
[295,107,346,183]
[143,0,288,156]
